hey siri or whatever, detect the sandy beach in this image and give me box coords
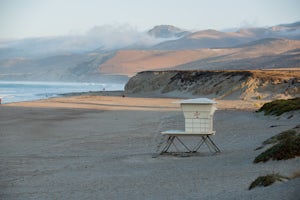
[0,94,299,199]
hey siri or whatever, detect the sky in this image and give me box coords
[0,0,300,39]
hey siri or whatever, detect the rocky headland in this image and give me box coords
[125,69,300,100]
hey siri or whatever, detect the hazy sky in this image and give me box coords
[0,0,299,39]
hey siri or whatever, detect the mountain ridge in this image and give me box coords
[0,21,299,82]
[148,25,190,38]
[99,38,300,76]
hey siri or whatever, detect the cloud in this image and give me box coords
[238,19,259,28]
[60,24,163,51]
[0,24,169,56]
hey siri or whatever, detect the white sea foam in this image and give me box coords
[0,81,124,104]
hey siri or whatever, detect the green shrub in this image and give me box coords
[254,134,300,163]
[249,173,289,190]
[257,98,300,116]
[262,129,297,145]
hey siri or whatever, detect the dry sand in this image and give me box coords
[0,94,299,199]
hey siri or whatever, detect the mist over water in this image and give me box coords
[0,81,124,104]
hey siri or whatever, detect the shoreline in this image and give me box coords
[0,80,125,105]
[55,89,270,111]
[4,91,267,111]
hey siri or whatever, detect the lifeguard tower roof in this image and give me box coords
[180,98,216,104]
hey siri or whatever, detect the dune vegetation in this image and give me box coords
[254,125,300,163]
[249,173,289,190]
[250,125,300,190]
[257,98,300,116]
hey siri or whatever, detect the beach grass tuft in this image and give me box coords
[254,128,300,163]
[262,129,297,145]
[257,98,300,116]
[249,173,289,190]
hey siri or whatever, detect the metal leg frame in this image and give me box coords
[160,135,221,155]
[193,135,221,153]
[160,136,192,154]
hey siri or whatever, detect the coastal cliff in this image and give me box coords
[125,70,300,100]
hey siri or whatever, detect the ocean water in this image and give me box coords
[0,81,125,104]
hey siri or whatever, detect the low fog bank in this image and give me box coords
[0,24,175,57]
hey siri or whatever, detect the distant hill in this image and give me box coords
[172,38,300,71]
[150,29,252,50]
[99,39,300,76]
[0,51,129,83]
[277,21,300,27]
[148,25,190,38]
[98,49,222,76]
[151,22,300,50]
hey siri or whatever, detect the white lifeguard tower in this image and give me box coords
[159,98,220,155]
